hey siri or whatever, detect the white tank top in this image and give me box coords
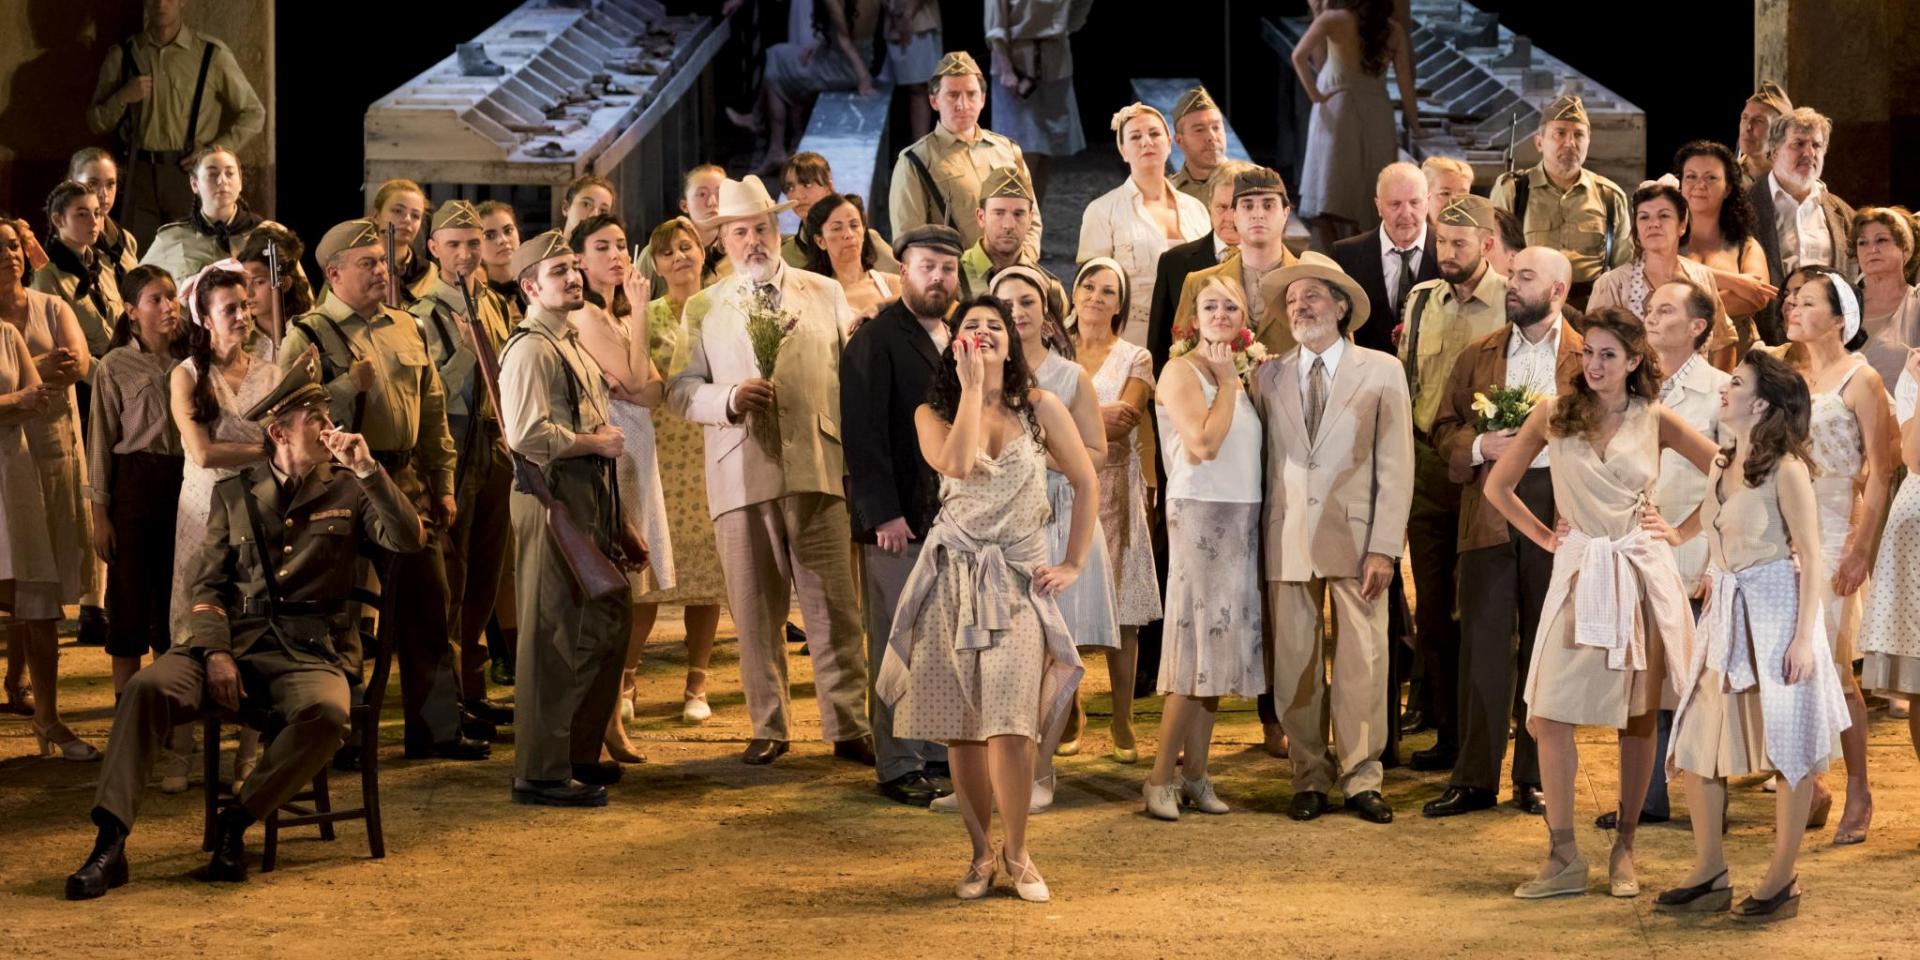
[1156,362,1263,503]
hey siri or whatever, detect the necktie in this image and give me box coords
[756,282,781,312]
[1394,247,1417,314]
[1306,356,1328,442]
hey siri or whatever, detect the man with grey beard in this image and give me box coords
[670,175,873,767]
[841,225,968,806]
[1746,106,1856,345]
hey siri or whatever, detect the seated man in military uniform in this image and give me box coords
[65,362,427,899]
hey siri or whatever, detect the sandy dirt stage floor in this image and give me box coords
[3,604,1919,960]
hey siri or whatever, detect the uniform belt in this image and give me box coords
[371,448,415,470]
[241,598,346,617]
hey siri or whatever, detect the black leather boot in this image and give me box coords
[65,811,129,900]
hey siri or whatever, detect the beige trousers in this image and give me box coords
[713,493,870,743]
[1269,577,1389,796]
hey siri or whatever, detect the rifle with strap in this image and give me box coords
[463,310,629,600]
[446,274,488,499]
[902,148,954,230]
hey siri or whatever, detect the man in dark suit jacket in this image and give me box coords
[1331,161,1440,357]
[1744,106,1855,346]
[839,225,964,808]
[1147,161,1248,373]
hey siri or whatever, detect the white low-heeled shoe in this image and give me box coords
[1180,776,1230,814]
[956,855,996,900]
[157,749,190,794]
[1000,849,1050,903]
[1143,780,1181,821]
[681,690,711,724]
[929,791,962,813]
[1029,773,1056,813]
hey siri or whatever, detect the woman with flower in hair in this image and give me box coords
[1143,274,1267,821]
[988,266,1113,811]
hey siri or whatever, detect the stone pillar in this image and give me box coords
[1753,0,1911,205]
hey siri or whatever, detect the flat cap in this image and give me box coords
[243,354,330,425]
[1543,94,1588,126]
[1748,80,1792,115]
[431,199,482,233]
[315,218,382,264]
[979,166,1035,206]
[895,224,964,259]
[507,229,571,279]
[1436,194,1497,229]
[1172,85,1219,125]
[1232,166,1291,205]
[931,51,982,80]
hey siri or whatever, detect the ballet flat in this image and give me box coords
[1514,856,1589,899]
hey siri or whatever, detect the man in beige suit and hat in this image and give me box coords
[1253,261,1414,826]
[669,175,874,766]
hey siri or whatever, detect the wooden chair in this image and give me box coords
[201,619,391,871]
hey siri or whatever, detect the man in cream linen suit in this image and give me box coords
[669,175,873,766]
[1253,262,1414,825]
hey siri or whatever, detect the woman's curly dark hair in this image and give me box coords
[1718,348,1814,488]
[1330,0,1395,76]
[1550,306,1661,439]
[1629,181,1691,259]
[1672,140,1757,249]
[184,267,250,425]
[924,295,1045,445]
[800,193,877,275]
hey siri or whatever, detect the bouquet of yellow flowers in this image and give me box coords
[1471,384,1550,432]
[1168,326,1271,382]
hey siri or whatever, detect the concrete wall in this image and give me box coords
[0,0,274,224]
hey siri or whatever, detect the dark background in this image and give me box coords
[275,0,1758,248]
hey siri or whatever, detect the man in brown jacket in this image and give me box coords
[1421,248,1584,819]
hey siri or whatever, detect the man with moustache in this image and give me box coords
[1168,85,1229,206]
[1150,160,1252,373]
[281,219,483,764]
[410,200,516,740]
[1395,196,1511,774]
[1489,96,1631,309]
[958,167,1062,310]
[888,52,1044,261]
[670,175,873,766]
[1746,106,1855,345]
[842,225,968,806]
[1333,163,1441,364]
[498,230,636,806]
[1736,82,1793,186]
[1423,247,1583,818]
[1254,261,1413,824]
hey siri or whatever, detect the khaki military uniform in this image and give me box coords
[888,124,1044,261]
[1170,166,1214,206]
[1171,246,1338,357]
[85,26,266,241]
[959,241,1065,309]
[498,304,633,782]
[280,292,464,748]
[1488,166,1632,291]
[94,462,424,830]
[413,275,516,705]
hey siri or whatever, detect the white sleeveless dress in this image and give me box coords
[1861,370,1920,692]
[170,354,281,641]
[1034,350,1120,649]
[605,309,675,595]
[1807,359,1867,664]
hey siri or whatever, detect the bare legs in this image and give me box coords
[1611,710,1659,887]
[1831,671,1873,841]
[1147,694,1220,786]
[949,734,1038,869]
[1678,773,1729,886]
[1107,627,1138,752]
[1527,715,1580,879]
[682,604,720,697]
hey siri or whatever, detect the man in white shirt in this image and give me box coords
[1424,247,1583,818]
[1332,162,1439,357]
[1745,106,1856,345]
